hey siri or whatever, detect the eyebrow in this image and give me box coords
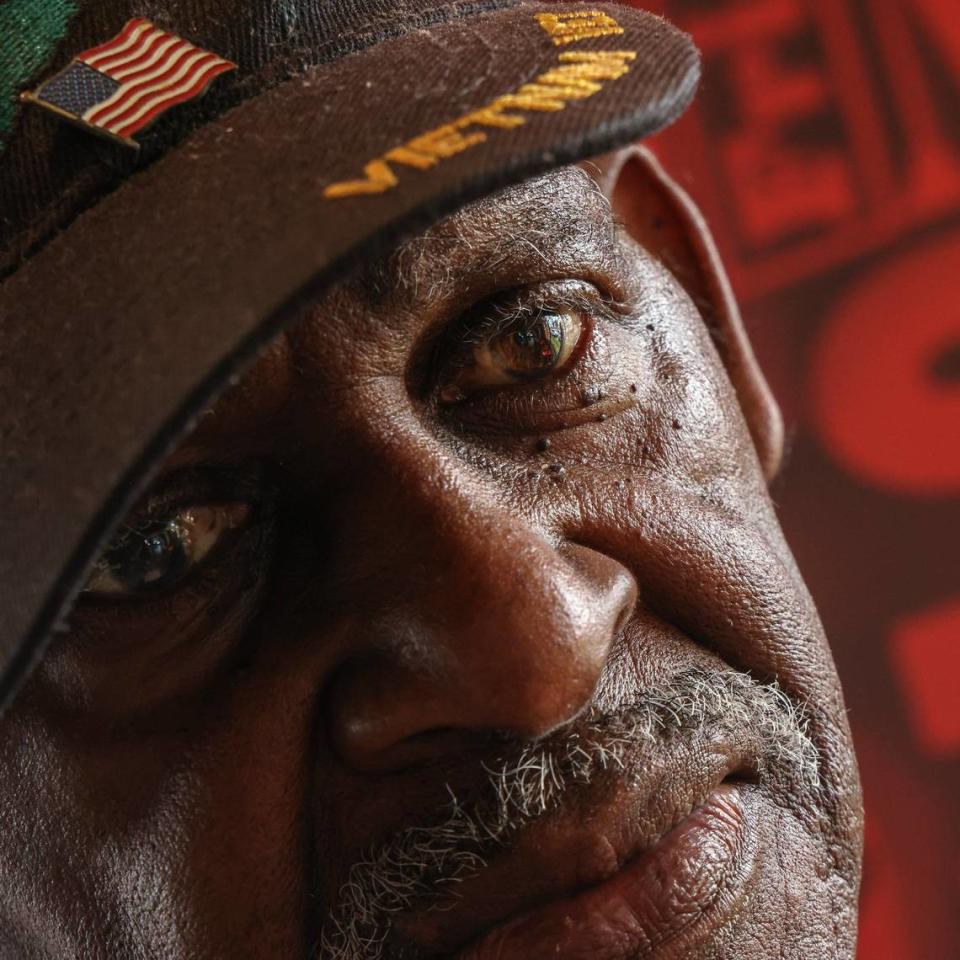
[161,170,620,472]
[349,165,618,306]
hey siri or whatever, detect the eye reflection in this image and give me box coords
[441,307,584,402]
[84,503,250,598]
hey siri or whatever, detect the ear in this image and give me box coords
[586,145,785,483]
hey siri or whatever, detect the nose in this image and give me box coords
[325,459,637,773]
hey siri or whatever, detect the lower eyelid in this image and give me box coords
[447,390,635,437]
[436,327,640,436]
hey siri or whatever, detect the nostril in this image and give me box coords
[332,536,639,772]
[379,727,482,773]
[722,763,760,786]
[358,725,515,775]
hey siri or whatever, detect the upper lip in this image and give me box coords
[390,733,756,956]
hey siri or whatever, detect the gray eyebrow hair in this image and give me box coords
[347,165,615,305]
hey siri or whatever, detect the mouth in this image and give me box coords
[393,758,759,960]
[321,668,818,960]
[450,782,756,960]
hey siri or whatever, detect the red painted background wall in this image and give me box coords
[627,0,960,955]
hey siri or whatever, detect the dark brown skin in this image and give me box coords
[0,164,862,959]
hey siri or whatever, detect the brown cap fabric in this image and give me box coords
[1,0,527,278]
[0,1,700,710]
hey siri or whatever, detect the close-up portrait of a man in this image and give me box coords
[0,2,865,958]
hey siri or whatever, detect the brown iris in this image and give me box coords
[84,503,250,597]
[442,307,584,401]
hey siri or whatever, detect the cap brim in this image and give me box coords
[0,1,699,709]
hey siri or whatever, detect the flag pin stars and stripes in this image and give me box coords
[21,19,236,148]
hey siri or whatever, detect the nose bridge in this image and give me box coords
[327,427,637,769]
[372,436,607,704]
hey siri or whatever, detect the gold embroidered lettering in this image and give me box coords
[323,42,638,200]
[534,10,624,46]
[497,83,569,112]
[384,145,438,170]
[502,52,637,109]
[461,102,527,130]
[390,124,488,168]
[323,159,398,198]
[534,70,604,98]
[557,50,637,77]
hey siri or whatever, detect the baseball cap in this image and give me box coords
[0,1,699,709]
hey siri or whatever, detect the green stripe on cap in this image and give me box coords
[0,0,79,147]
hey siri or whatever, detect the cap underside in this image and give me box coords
[0,2,699,709]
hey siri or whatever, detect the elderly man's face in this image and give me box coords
[0,166,861,959]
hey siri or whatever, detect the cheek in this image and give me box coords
[0,654,321,955]
[726,799,859,958]
[644,284,767,508]
[499,279,766,523]
[35,521,274,720]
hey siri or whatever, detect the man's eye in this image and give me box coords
[440,307,585,402]
[84,503,251,598]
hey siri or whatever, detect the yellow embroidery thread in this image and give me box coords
[534,10,625,46]
[323,14,633,199]
[497,51,637,112]
[326,159,398,196]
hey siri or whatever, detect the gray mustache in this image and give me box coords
[319,667,820,960]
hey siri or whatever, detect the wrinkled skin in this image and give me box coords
[0,165,862,959]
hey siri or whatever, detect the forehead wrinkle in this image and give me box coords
[349,165,618,310]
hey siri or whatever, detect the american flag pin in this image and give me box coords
[21,19,236,149]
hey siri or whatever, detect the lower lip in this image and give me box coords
[456,784,754,960]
